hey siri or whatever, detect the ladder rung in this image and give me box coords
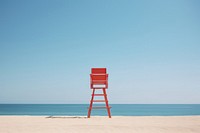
[89,106,112,109]
[92,100,107,102]
[92,94,106,96]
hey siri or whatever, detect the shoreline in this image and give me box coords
[0,115,200,116]
[0,115,200,117]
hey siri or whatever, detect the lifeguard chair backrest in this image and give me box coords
[92,68,106,74]
[90,68,108,89]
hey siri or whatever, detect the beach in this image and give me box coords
[0,116,200,133]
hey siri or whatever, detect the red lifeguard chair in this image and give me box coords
[87,68,111,118]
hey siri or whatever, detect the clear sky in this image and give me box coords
[0,0,200,104]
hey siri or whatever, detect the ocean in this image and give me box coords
[0,104,200,116]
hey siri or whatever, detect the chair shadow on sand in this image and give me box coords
[46,116,87,119]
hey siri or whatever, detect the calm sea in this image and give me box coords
[0,104,200,116]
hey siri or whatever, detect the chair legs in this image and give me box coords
[87,89,95,118]
[87,88,111,118]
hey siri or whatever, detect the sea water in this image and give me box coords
[0,104,200,116]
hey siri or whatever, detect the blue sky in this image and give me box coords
[0,0,200,104]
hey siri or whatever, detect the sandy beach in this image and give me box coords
[0,116,200,133]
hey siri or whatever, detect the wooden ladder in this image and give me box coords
[87,88,111,118]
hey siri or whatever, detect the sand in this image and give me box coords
[0,116,200,133]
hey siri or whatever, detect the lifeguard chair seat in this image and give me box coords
[90,68,108,89]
